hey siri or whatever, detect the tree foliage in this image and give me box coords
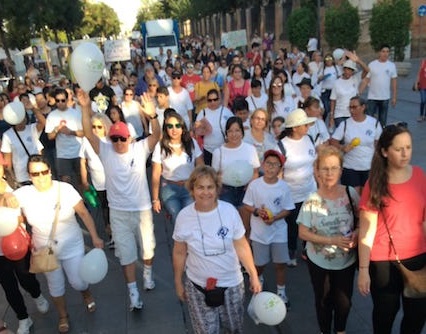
[369,0,412,61]
[286,8,316,50]
[324,0,360,50]
[80,2,120,38]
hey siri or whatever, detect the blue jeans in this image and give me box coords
[367,99,389,127]
[219,184,245,208]
[321,89,332,121]
[161,180,193,223]
[420,89,426,117]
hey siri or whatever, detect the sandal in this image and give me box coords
[82,290,96,313]
[58,316,69,333]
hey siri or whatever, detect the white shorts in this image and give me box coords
[110,209,156,265]
[251,241,290,266]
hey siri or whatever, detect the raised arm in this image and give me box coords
[140,93,160,152]
[77,90,100,154]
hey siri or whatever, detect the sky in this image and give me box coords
[96,0,141,33]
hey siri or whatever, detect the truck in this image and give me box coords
[141,19,180,60]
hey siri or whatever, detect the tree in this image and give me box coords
[324,0,360,50]
[286,8,316,50]
[80,2,120,38]
[369,0,412,61]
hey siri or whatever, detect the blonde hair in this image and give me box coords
[186,166,222,199]
[314,145,343,171]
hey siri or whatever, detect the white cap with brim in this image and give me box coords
[343,59,357,71]
[285,108,317,128]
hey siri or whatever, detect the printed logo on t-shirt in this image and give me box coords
[217,226,229,239]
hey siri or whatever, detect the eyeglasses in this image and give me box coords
[207,98,219,102]
[319,166,341,174]
[110,136,127,143]
[272,83,283,88]
[264,161,281,168]
[196,210,227,257]
[55,99,66,103]
[253,116,266,121]
[166,123,182,129]
[172,76,181,80]
[92,125,103,129]
[29,169,50,177]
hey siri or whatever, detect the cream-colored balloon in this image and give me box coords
[3,101,26,125]
[71,42,105,92]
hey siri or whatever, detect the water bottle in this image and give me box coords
[84,185,100,208]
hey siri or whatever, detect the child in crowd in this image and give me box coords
[271,116,285,139]
[233,97,251,130]
[243,150,294,309]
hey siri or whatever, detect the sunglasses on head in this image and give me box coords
[55,99,66,103]
[207,97,219,102]
[29,169,50,177]
[385,122,408,129]
[110,136,127,143]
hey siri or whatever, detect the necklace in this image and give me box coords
[169,142,182,148]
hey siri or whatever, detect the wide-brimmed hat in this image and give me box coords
[285,109,317,128]
[343,59,357,71]
[296,78,313,89]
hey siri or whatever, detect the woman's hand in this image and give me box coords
[152,200,161,214]
[92,236,104,249]
[175,281,186,302]
[76,89,91,108]
[358,268,371,296]
[140,92,156,118]
[249,275,262,294]
[332,235,354,251]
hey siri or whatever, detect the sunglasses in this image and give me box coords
[272,83,283,87]
[166,123,182,129]
[129,84,135,87]
[29,169,50,177]
[55,99,66,103]
[92,125,103,129]
[172,76,181,80]
[207,98,219,102]
[110,136,127,143]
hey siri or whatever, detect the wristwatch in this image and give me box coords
[149,114,158,120]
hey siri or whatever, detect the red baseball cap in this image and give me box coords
[109,122,130,138]
[263,149,285,166]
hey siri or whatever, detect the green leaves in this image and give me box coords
[286,8,317,49]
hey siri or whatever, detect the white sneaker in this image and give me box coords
[143,277,156,290]
[129,291,143,311]
[17,317,33,334]
[34,294,49,314]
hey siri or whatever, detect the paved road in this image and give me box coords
[1,58,425,334]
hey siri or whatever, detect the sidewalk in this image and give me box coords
[1,58,425,334]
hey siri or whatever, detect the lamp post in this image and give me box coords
[317,0,321,50]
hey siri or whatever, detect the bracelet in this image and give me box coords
[152,199,159,203]
[359,266,369,269]
[149,114,158,120]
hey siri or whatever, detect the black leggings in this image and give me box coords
[370,257,426,334]
[307,258,356,333]
[0,252,42,320]
[286,201,303,258]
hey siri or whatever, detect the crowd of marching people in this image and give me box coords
[0,33,425,334]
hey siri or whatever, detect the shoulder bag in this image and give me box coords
[29,183,60,273]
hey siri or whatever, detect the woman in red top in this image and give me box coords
[358,124,426,334]
[415,59,426,122]
[223,64,251,110]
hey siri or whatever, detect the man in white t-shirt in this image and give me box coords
[45,88,83,189]
[359,45,397,127]
[80,90,161,311]
[168,70,193,129]
[1,104,45,185]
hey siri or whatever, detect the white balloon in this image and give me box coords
[332,48,345,61]
[251,292,286,326]
[70,42,105,92]
[79,248,108,284]
[0,207,20,237]
[3,101,26,125]
[221,160,253,187]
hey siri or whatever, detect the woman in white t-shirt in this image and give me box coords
[330,96,382,195]
[275,109,317,266]
[14,155,103,333]
[151,110,203,223]
[266,76,295,124]
[212,117,260,209]
[298,146,359,334]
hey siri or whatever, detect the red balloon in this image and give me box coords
[1,225,30,261]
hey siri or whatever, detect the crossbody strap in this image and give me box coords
[382,212,402,263]
[48,183,61,245]
[13,128,31,157]
[345,186,358,228]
